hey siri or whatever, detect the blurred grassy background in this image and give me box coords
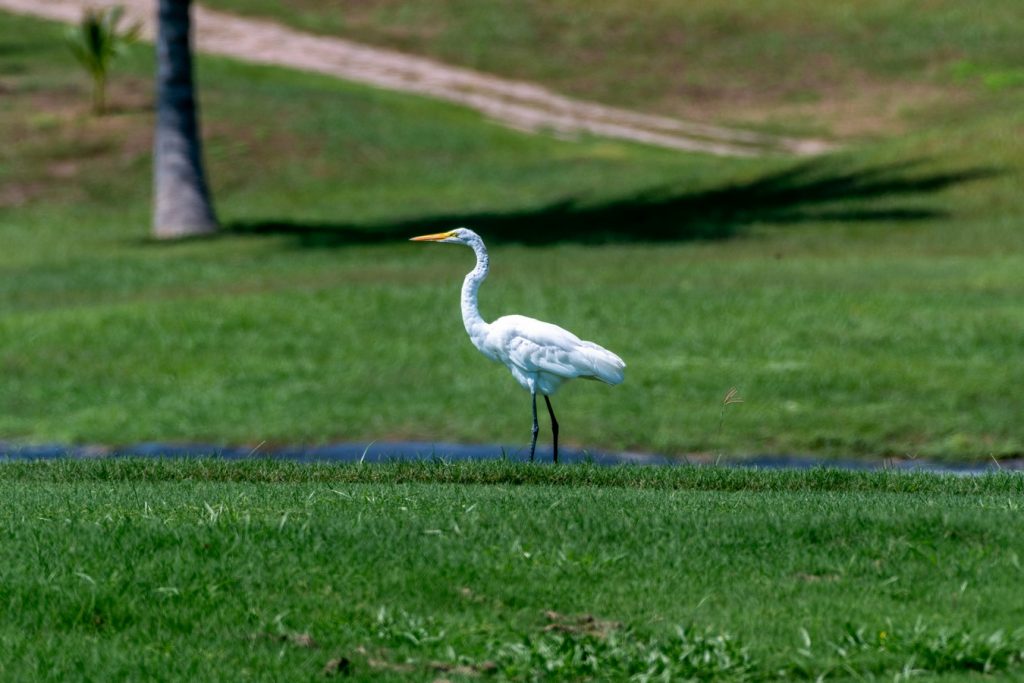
[0,6,1022,459]
[204,0,1024,137]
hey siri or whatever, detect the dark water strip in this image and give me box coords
[0,441,1016,475]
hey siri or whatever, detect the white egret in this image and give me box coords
[410,228,625,462]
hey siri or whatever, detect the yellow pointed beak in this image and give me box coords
[410,231,455,242]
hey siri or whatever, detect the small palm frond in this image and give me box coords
[65,6,141,114]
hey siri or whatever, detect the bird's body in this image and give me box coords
[411,228,625,462]
[474,315,625,396]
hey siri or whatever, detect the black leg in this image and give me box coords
[529,392,539,462]
[544,395,559,464]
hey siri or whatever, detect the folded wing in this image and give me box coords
[494,315,626,385]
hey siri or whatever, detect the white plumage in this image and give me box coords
[411,227,625,462]
[483,315,625,395]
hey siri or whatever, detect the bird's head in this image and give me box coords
[409,227,479,246]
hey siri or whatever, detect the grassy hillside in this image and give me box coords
[202,0,1024,136]
[2,460,1024,681]
[1,10,1023,459]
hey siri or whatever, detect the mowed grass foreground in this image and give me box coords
[1,11,1023,459]
[1,459,1023,681]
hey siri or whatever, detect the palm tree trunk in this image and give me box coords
[92,71,106,115]
[153,0,217,239]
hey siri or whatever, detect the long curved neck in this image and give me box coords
[461,237,490,338]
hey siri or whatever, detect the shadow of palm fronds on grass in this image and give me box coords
[229,159,998,248]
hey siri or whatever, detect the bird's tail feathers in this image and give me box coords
[578,342,626,385]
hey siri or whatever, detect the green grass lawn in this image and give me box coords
[201,0,1024,137]
[1,10,1023,459]
[1,459,1023,681]
[3,8,1023,683]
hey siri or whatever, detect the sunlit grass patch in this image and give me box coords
[354,615,1024,680]
[1,11,1023,459]
[0,460,1021,680]
[785,621,1024,680]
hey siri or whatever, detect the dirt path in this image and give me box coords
[2,0,833,157]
